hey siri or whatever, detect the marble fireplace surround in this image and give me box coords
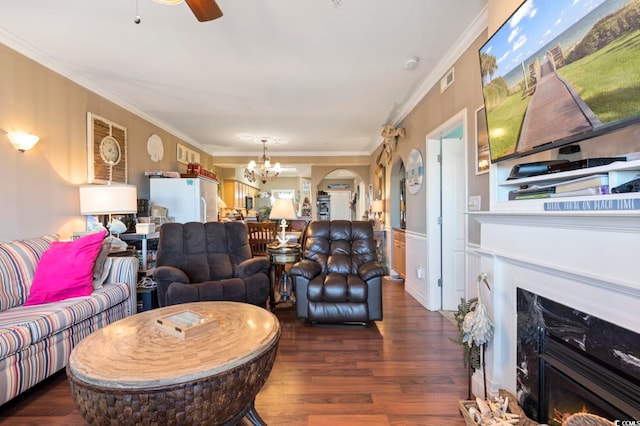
[469,212,640,408]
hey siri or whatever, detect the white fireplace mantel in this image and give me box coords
[467,211,640,397]
[471,211,640,232]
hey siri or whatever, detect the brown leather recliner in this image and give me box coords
[155,222,271,308]
[289,220,385,324]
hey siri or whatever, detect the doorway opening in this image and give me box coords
[425,109,468,311]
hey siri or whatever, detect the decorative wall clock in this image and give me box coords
[87,113,128,183]
[99,136,121,164]
[406,148,424,195]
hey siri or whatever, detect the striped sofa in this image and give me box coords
[0,235,138,405]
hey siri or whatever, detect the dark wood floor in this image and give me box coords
[0,281,468,425]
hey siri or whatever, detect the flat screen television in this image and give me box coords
[479,0,640,163]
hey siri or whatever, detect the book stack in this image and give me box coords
[509,174,609,200]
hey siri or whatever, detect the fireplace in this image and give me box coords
[517,288,640,424]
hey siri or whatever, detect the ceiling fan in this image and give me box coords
[185,0,223,21]
[154,0,223,22]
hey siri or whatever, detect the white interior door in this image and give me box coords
[327,191,352,220]
[441,136,466,310]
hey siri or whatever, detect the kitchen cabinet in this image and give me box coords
[223,180,259,210]
[392,229,405,279]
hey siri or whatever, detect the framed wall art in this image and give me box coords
[87,113,128,184]
[476,106,490,175]
[177,143,200,165]
[375,165,385,199]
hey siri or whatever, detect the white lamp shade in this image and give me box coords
[371,199,384,213]
[217,196,227,210]
[269,198,297,220]
[79,184,137,215]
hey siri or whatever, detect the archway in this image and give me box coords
[312,167,368,221]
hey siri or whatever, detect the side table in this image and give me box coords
[136,286,158,313]
[373,229,387,265]
[120,232,160,276]
[266,242,300,310]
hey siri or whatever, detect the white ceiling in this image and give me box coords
[0,0,487,164]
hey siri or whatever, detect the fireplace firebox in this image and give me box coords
[517,288,640,424]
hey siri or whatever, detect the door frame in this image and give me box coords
[425,109,468,311]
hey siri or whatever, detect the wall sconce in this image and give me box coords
[1,129,40,153]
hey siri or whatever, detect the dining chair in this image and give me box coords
[247,221,277,257]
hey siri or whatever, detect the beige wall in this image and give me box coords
[0,2,544,243]
[6,0,635,244]
[0,44,214,241]
[0,17,489,242]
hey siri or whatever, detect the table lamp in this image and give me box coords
[269,198,297,246]
[217,196,227,219]
[371,199,384,229]
[79,184,137,235]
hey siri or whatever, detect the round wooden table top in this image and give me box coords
[68,301,280,390]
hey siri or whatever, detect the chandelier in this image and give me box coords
[245,139,282,184]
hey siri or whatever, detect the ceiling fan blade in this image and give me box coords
[185,0,223,22]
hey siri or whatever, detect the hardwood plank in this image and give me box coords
[308,414,390,426]
[0,281,468,425]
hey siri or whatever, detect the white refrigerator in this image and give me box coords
[149,177,219,223]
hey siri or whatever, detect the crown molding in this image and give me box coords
[1,8,489,159]
[393,6,488,125]
[367,5,489,154]
[0,27,210,153]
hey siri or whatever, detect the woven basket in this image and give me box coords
[562,413,615,426]
[459,400,481,426]
[459,389,540,426]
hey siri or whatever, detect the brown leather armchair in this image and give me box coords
[289,220,385,324]
[155,222,271,308]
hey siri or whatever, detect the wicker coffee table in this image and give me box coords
[67,301,280,425]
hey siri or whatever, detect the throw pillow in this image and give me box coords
[93,256,113,290]
[24,230,107,306]
[92,239,112,289]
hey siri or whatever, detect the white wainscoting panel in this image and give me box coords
[404,231,431,309]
